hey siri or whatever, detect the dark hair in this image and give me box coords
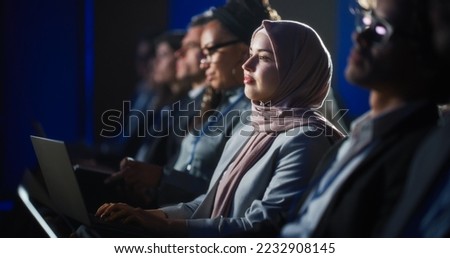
[135,31,159,62]
[411,0,449,103]
[362,0,445,103]
[189,9,215,28]
[153,30,186,52]
[211,0,281,44]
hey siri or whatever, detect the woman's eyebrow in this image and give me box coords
[250,46,273,53]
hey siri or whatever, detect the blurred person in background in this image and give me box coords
[94,18,343,238]
[380,0,450,237]
[281,0,444,237]
[102,0,281,208]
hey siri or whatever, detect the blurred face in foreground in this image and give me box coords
[345,0,422,95]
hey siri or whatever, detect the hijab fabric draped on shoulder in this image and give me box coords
[211,20,343,218]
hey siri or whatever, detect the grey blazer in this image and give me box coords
[157,89,251,206]
[160,124,337,237]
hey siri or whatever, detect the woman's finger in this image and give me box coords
[96,203,113,216]
[106,207,131,222]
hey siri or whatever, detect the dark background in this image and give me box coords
[1,0,369,216]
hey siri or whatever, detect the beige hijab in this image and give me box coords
[211,20,343,218]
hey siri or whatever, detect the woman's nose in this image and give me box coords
[242,56,255,72]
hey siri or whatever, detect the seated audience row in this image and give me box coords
[32,0,450,238]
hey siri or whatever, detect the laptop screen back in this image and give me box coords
[30,135,90,225]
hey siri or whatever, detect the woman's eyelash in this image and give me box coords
[249,52,271,59]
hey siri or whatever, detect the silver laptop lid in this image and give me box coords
[30,135,90,225]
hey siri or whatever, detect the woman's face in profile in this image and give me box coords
[200,20,247,90]
[242,29,279,103]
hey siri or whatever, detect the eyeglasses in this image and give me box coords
[200,39,242,64]
[350,6,394,45]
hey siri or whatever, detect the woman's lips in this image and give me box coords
[243,75,255,84]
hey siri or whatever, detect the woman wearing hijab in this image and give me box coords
[96,20,343,237]
[107,0,280,208]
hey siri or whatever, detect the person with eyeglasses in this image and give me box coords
[379,0,450,237]
[281,0,443,237]
[97,1,281,213]
[95,18,343,238]
[105,12,213,208]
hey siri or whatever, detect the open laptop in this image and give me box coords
[19,121,52,207]
[30,135,155,237]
